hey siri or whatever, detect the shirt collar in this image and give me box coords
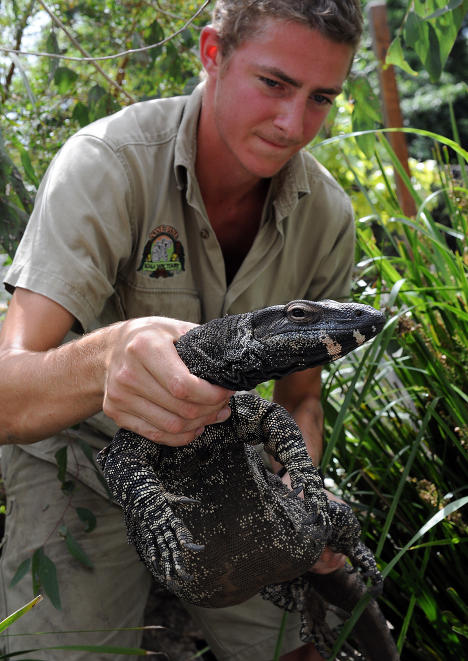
[174,82,313,220]
[174,82,204,191]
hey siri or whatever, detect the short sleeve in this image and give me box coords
[4,134,134,330]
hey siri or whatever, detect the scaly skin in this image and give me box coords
[98,300,399,659]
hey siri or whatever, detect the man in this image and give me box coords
[0,1,363,659]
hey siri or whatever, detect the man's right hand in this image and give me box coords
[0,287,233,445]
[103,316,234,445]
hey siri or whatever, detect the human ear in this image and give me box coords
[199,26,221,76]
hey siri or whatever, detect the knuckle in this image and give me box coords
[178,400,202,421]
[164,415,186,436]
[168,375,190,400]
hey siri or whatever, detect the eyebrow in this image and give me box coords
[258,65,343,96]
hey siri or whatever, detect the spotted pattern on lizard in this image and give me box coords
[98,300,399,660]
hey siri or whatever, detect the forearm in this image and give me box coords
[1,296,232,447]
[0,328,110,444]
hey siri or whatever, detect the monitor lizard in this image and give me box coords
[98,299,399,659]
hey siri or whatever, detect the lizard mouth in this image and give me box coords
[252,300,385,341]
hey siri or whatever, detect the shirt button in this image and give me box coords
[200,229,209,239]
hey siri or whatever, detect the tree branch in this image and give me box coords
[0,0,210,65]
[36,0,136,103]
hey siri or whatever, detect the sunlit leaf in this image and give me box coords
[385,38,419,76]
[425,0,464,20]
[0,595,43,633]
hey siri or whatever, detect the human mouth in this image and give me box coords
[257,134,297,150]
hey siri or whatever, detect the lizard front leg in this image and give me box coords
[327,500,383,591]
[97,430,202,580]
[231,393,330,527]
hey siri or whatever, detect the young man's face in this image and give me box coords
[207,18,354,180]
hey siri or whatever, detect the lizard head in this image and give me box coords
[249,299,386,381]
[175,299,385,390]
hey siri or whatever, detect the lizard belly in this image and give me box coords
[153,441,326,607]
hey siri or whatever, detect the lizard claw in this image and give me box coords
[286,484,304,498]
[181,540,205,552]
[177,496,201,505]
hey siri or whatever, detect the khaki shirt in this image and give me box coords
[4,84,355,495]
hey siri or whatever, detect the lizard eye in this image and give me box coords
[288,307,306,321]
[285,301,321,324]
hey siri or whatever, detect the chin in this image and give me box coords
[242,155,290,179]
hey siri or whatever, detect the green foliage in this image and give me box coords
[1,2,467,658]
[316,131,468,658]
[0,595,43,633]
[385,0,468,82]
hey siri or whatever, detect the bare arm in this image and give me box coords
[0,288,232,446]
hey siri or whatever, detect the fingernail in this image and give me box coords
[216,406,231,423]
[194,427,205,437]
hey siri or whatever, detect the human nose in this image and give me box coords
[273,97,306,143]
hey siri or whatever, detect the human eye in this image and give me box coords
[259,76,283,91]
[311,93,333,106]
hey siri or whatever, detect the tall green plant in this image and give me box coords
[319,130,467,659]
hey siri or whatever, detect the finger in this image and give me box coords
[125,324,234,408]
[107,409,205,446]
[106,387,232,440]
[310,549,347,575]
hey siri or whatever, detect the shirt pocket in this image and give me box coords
[116,278,202,324]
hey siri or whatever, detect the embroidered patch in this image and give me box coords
[138,225,185,278]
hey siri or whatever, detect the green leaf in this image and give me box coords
[9,558,31,588]
[352,113,377,160]
[31,548,41,596]
[46,30,60,80]
[385,37,419,76]
[453,624,468,639]
[88,84,106,108]
[424,23,442,82]
[404,11,424,50]
[144,19,165,61]
[62,526,94,568]
[19,148,38,188]
[348,77,382,123]
[0,595,43,633]
[72,101,89,128]
[32,547,61,610]
[54,446,74,493]
[77,438,113,500]
[425,0,464,20]
[382,496,468,580]
[0,643,156,656]
[75,506,97,533]
[54,446,67,483]
[53,67,78,94]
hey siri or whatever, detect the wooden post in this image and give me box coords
[368,1,416,217]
